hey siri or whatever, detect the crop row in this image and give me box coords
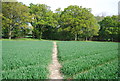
[60,50,117,76]
[2,41,53,79]
[73,59,118,79]
[58,41,118,62]
[57,41,119,79]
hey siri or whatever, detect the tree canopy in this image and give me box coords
[98,15,119,41]
[29,3,58,39]
[1,2,119,42]
[59,5,99,40]
[2,2,31,39]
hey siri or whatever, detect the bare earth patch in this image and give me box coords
[49,42,63,79]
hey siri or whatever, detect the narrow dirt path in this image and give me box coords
[49,42,63,79]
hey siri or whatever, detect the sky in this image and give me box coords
[17,0,119,16]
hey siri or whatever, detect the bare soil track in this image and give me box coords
[49,42,63,79]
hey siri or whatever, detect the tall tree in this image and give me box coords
[29,4,58,39]
[98,15,119,41]
[60,5,99,41]
[2,2,30,39]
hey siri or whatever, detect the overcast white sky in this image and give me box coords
[17,0,119,16]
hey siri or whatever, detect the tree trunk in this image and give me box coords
[85,37,87,41]
[32,31,35,38]
[75,34,77,41]
[9,30,12,39]
[112,38,113,42]
[9,25,12,39]
[39,31,42,40]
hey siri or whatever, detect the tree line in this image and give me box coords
[2,2,120,41]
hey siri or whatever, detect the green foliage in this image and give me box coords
[0,41,1,80]
[2,2,31,39]
[2,41,53,79]
[2,2,119,42]
[29,4,58,39]
[98,15,119,41]
[60,5,99,40]
[73,59,118,79]
[57,41,119,79]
